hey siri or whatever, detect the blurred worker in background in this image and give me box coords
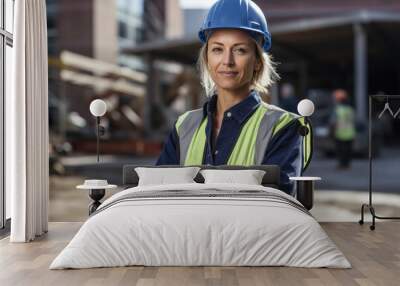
[279,83,297,114]
[331,89,356,169]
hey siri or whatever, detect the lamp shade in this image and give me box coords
[297,99,315,117]
[89,99,107,117]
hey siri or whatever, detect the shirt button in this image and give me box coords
[226,112,232,118]
[214,150,219,155]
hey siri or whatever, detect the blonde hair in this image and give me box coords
[197,38,280,97]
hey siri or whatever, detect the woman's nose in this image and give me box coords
[222,50,234,66]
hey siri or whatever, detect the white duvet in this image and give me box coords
[50,183,351,269]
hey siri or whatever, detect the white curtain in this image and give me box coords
[7,0,49,242]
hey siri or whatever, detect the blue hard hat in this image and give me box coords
[198,0,272,52]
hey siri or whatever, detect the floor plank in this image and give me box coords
[0,222,399,286]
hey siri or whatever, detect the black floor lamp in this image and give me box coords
[290,99,321,210]
[77,99,116,215]
[89,99,107,162]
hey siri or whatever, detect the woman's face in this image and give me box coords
[207,29,259,94]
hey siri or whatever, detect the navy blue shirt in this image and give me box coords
[156,91,302,195]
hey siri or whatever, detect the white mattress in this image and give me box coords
[50,183,351,269]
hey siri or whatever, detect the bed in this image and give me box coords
[50,165,351,269]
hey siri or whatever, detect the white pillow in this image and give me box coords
[200,169,266,185]
[135,167,200,186]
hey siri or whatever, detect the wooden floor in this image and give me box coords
[0,222,399,286]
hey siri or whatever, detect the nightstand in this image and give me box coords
[289,177,321,210]
[77,180,117,215]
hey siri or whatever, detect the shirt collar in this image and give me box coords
[202,90,261,124]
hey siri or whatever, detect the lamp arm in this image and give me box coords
[298,116,310,136]
[298,116,314,172]
[96,116,100,163]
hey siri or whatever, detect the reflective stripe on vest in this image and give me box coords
[175,108,204,165]
[175,102,311,169]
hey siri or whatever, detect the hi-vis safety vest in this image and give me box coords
[174,102,312,171]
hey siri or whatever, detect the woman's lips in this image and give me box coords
[218,71,238,77]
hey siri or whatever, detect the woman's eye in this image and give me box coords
[234,48,247,54]
[211,47,223,53]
